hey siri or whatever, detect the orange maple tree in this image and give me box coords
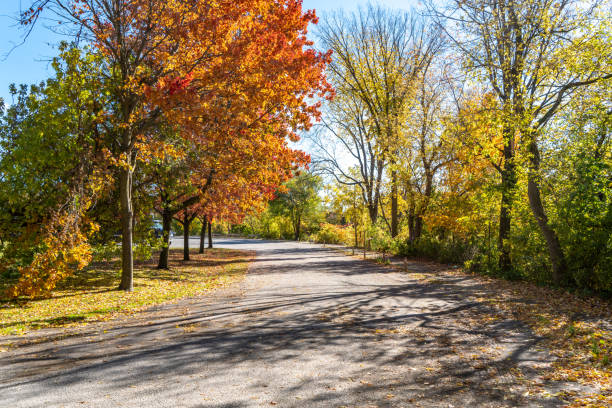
[20,0,332,293]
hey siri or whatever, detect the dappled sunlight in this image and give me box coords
[1,241,598,407]
[0,249,253,336]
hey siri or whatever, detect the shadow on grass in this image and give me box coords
[0,248,252,335]
[0,258,559,407]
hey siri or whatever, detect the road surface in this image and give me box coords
[1,238,565,407]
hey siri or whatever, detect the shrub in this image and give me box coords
[134,236,164,262]
[312,223,352,245]
[369,224,395,255]
[396,234,470,265]
[92,243,121,264]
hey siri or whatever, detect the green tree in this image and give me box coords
[432,0,612,282]
[0,45,112,297]
[146,138,201,268]
[270,173,323,240]
[547,82,612,290]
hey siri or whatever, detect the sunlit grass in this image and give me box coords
[0,248,253,336]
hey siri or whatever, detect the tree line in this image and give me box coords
[1,0,610,298]
[307,1,611,293]
[0,0,332,298]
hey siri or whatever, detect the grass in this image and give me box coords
[0,248,253,336]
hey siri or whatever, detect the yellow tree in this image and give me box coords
[398,59,457,241]
[316,5,442,235]
[431,0,612,282]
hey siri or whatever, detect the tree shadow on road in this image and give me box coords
[0,245,569,407]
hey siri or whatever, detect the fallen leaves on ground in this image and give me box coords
[0,249,253,336]
[338,246,611,407]
[449,271,612,407]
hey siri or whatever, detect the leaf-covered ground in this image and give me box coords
[0,249,252,336]
[354,248,612,408]
[477,278,612,407]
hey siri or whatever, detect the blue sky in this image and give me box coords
[0,0,415,103]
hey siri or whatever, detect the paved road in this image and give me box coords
[169,235,209,249]
[1,238,564,407]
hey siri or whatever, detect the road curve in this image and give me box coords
[0,238,562,407]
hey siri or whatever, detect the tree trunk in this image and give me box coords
[207,219,213,248]
[408,214,423,243]
[199,217,207,254]
[408,212,416,242]
[498,122,516,272]
[183,213,191,261]
[414,216,423,240]
[498,179,513,271]
[391,170,398,237]
[131,210,137,235]
[526,137,568,285]
[157,210,173,269]
[118,167,134,291]
[527,179,568,284]
[294,214,301,241]
[367,204,378,224]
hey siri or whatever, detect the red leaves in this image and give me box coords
[18,0,331,292]
[303,9,319,25]
[151,0,332,223]
[166,73,194,96]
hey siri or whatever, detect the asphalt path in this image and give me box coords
[1,238,567,407]
[170,235,207,249]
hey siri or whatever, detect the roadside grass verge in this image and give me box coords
[0,248,253,336]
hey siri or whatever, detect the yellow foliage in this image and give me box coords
[7,213,95,299]
[6,176,104,299]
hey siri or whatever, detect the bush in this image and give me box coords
[134,236,164,262]
[554,153,612,292]
[369,224,396,255]
[93,235,163,264]
[396,234,471,265]
[312,223,352,245]
[92,243,120,263]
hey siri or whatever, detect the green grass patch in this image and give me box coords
[0,248,252,336]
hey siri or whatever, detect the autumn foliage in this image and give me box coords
[0,0,331,297]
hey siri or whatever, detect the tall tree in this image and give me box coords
[316,5,442,235]
[0,46,112,297]
[311,92,384,223]
[431,0,612,281]
[546,81,612,289]
[270,172,322,240]
[398,60,455,241]
[175,204,200,261]
[198,216,208,254]
[147,135,209,269]
[24,0,332,290]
